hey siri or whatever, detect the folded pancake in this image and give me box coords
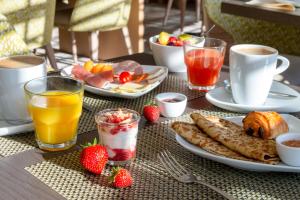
[243,111,289,139]
[171,122,257,162]
[190,113,280,164]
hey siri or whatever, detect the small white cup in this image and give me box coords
[230,44,289,106]
[276,133,300,166]
[155,93,187,118]
[0,55,46,124]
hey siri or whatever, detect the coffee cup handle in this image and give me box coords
[274,55,289,75]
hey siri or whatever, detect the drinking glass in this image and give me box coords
[184,37,226,91]
[95,108,140,166]
[24,76,84,151]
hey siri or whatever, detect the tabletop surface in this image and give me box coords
[0,53,299,200]
[221,0,300,26]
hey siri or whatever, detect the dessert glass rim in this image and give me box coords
[95,108,141,126]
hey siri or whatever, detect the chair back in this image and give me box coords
[203,0,300,57]
[69,0,132,32]
[0,14,29,57]
[0,0,56,50]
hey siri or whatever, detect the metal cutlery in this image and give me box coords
[201,24,216,37]
[158,150,235,200]
[223,80,298,98]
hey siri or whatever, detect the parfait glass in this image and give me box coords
[95,108,140,165]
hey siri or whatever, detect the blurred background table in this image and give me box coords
[221,0,300,26]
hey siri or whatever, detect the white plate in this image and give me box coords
[205,81,300,113]
[175,114,300,172]
[276,0,300,7]
[0,121,34,136]
[61,65,168,99]
[247,0,300,7]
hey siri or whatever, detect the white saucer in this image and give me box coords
[0,121,34,136]
[206,81,300,113]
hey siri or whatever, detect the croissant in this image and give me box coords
[242,111,289,140]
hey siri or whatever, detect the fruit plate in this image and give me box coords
[174,114,300,172]
[61,65,168,99]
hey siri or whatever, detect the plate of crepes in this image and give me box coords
[61,60,168,99]
[171,111,300,172]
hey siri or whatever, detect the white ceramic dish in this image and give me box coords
[276,0,300,7]
[149,35,186,72]
[174,114,300,172]
[155,92,187,117]
[276,133,300,166]
[61,65,168,99]
[0,121,34,136]
[205,81,300,113]
[247,0,300,7]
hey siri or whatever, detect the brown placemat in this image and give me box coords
[25,110,300,200]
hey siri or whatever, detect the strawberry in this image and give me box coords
[143,103,160,123]
[167,36,177,46]
[80,138,108,175]
[109,167,133,188]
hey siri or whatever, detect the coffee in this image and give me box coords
[0,56,43,68]
[237,47,274,55]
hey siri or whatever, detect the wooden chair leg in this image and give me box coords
[89,31,99,62]
[71,31,78,63]
[179,0,187,32]
[163,0,174,26]
[196,0,201,21]
[122,26,133,55]
[44,44,58,70]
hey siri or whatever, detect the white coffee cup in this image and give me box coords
[0,55,47,124]
[229,44,289,106]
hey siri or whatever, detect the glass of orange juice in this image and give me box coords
[24,76,84,151]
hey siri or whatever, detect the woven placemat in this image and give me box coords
[25,110,300,200]
[0,109,95,157]
[82,74,205,114]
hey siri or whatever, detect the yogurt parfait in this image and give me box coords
[95,108,140,165]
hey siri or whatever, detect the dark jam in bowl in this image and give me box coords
[282,140,300,148]
[162,98,182,103]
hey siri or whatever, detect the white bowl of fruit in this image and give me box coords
[149,32,196,72]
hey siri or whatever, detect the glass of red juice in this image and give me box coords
[184,37,226,91]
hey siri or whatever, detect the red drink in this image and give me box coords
[185,49,224,90]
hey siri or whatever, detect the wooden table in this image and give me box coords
[0,53,298,199]
[221,0,300,26]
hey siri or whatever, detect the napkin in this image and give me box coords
[247,0,295,11]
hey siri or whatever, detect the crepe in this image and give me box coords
[243,111,289,139]
[190,113,280,164]
[171,122,256,162]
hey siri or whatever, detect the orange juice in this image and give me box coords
[29,91,83,145]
